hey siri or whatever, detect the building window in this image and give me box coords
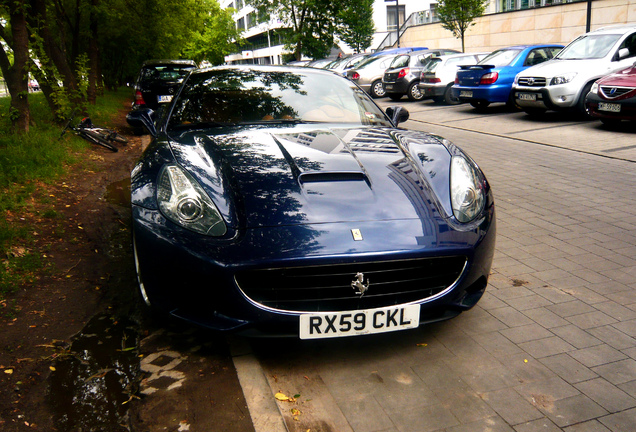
[497,0,583,12]
[387,5,406,32]
[237,17,245,31]
[246,12,257,29]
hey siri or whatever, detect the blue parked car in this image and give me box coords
[452,44,563,110]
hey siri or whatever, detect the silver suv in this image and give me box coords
[513,24,636,116]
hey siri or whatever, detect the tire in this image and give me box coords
[443,84,460,105]
[576,82,595,119]
[407,81,425,101]
[388,93,403,101]
[470,100,490,110]
[370,80,386,98]
[111,133,128,144]
[81,130,118,152]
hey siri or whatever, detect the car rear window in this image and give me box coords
[478,49,522,67]
[141,65,195,82]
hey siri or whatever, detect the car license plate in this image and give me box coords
[598,102,621,113]
[157,95,173,103]
[459,90,473,98]
[385,84,394,90]
[518,93,537,101]
[299,304,420,339]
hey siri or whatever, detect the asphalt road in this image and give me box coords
[233,98,636,432]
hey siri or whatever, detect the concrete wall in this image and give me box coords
[399,0,636,53]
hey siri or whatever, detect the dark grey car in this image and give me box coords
[383,49,459,101]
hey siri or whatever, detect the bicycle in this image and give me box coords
[60,109,128,152]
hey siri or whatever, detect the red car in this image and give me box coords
[586,64,636,126]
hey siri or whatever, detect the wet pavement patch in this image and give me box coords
[48,313,140,431]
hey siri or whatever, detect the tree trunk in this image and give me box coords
[87,0,100,104]
[3,2,31,133]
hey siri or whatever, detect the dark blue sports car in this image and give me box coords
[452,44,563,110]
[130,65,495,339]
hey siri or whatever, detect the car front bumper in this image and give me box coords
[585,92,636,121]
[132,204,496,337]
[513,82,580,110]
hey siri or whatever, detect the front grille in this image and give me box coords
[235,256,467,312]
[600,86,634,99]
[517,77,547,87]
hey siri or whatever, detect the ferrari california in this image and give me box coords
[130,65,496,339]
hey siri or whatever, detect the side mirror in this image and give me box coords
[618,47,630,60]
[126,108,157,137]
[386,106,409,126]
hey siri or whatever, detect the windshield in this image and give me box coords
[556,34,622,59]
[479,49,522,67]
[167,68,393,130]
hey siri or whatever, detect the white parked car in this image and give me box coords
[513,24,636,117]
[418,52,490,104]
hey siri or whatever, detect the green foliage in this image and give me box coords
[180,0,243,65]
[436,0,489,52]
[336,0,375,53]
[251,0,374,60]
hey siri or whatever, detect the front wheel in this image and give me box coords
[407,82,425,101]
[370,80,386,98]
[576,82,595,119]
[388,93,403,101]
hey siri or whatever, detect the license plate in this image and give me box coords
[518,93,537,101]
[385,84,394,90]
[299,304,420,339]
[459,91,473,98]
[598,102,621,113]
[158,95,173,103]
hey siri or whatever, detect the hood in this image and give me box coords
[598,65,636,86]
[168,126,454,229]
[517,58,615,79]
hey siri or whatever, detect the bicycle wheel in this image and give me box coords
[109,132,128,144]
[80,130,118,152]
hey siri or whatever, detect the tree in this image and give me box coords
[336,0,374,54]
[0,0,31,133]
[180,0,242,65]
[251,0,374,60]
[435,0,488,52]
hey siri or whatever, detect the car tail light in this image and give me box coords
[455,75,459,84]
[351,72,360,80]
[134,90,145,106]
[427,77,441,83]
[480,72,499,85]
[398,68,409,79]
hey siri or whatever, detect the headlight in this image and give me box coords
[450,156,485,223]
[590,81,599,94]
[550,72,577,86]
[157,164,227,236]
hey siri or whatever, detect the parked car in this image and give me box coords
[453,44,563,110]
[585,63,636,126]
[129,65,496,338]
[513,24,636,117]
[326,53,371,75]
[418,52,490,104]
[346,54,397,98]
[305,58,335,69]
[126,59,197,131]
[383,49,460,101]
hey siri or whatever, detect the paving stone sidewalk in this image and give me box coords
[237,103,636,432]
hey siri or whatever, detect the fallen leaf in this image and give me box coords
[4,369,13,374]
[49,366,56,371]
[291,408,301,416]
[416,343,428,347]
[275,392,295,402]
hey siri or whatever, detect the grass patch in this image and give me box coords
[0,88,131,302]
